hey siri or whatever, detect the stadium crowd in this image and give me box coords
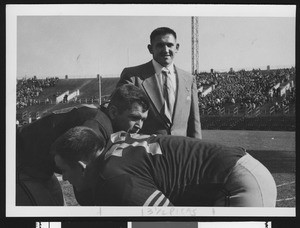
[17,76,59,109]
[196,67,295,112]
[16,68,295,115]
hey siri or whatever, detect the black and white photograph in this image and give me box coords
[6,4,296,217]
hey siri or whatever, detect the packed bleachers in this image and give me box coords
[17,76,59,109]
[196,67,295,112]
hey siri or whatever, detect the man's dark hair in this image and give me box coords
[108,84,150,113]
[51,126,104,167]
[150,27,177,44]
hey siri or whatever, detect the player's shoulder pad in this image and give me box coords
[52,104,98,114]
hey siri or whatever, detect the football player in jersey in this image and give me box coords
[16,84,149,206]
[52,125,277,207]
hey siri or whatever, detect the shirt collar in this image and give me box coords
[152,59,174,75]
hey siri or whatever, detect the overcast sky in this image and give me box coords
[9,4,295,79]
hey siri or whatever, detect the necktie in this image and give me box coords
[161,68,175,122]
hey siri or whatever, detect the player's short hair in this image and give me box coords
[150,27,177,44]
[51,126,104,167]
[108,84,150,113]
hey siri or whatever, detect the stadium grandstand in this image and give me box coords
[16,67,295,132]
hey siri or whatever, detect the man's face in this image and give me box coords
[54,155,86,191]
[148,33,179,67]
[112,102,148,133]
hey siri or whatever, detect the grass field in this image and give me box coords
[58,130,295,207]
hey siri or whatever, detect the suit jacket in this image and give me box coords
[117,61,202,139]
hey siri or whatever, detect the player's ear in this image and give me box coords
[108,105,118,120]
[175,43,180,52]
[147,44,153,54]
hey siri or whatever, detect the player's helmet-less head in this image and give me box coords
[51,126,105,191]
[51,126,104,167]
[108,84,150,113]
[108,84,150,133]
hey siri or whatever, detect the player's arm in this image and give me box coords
[142,189,173,206]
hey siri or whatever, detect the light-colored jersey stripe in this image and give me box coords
[143,190,160,206]
[153,193,167,206]
[162,198,170,206]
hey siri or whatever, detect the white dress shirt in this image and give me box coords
[152,59,177,94]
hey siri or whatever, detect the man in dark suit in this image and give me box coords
[117,27,201,138]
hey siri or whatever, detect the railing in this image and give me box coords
[200,115,295,131]
[17,102,295,126]
[17,96,112,107]
[199,104,295,117]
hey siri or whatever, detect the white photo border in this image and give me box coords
[6,4,296,217]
